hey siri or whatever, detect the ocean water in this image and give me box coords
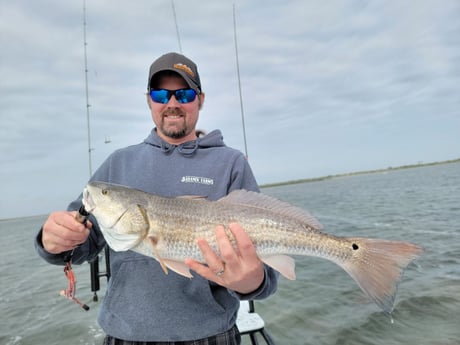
[1,163,459,345]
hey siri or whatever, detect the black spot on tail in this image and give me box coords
[352,243,359,250]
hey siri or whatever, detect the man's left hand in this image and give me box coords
[185,223,265,294]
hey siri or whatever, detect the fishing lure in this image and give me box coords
[59,205,90,311]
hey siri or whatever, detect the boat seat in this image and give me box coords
[236,300,275,345]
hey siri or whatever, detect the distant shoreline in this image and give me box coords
[3,158,459,220]
[260,158,460,188]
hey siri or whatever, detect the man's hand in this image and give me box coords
[42,211,92,254]
[185,223,265,294]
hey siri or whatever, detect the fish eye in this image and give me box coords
[101,189,108,196]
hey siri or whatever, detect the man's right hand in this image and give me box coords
[42,211,92,254]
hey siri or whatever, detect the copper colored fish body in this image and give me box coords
[83,182,423,313]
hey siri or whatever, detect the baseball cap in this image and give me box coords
[147,52,202,93]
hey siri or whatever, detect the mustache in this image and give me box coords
[162,108,185,116]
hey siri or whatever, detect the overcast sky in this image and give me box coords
[1,0,459,219]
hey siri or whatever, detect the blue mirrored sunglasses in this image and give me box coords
[149,88,197,104]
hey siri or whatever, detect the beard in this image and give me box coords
[159,109,191,139]
[162,126,187,139]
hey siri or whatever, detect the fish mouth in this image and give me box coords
[82,188,96,212]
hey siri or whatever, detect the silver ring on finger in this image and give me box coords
[216,266,225,277]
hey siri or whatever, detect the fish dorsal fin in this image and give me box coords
[177,195,207,200]
[218,190,323,230]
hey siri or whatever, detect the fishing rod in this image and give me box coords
[83,0,93,176]
[86,0,184,304]
[171,0,183,53]
[81,0,111,302]
[233,4,249,160]
[89,240,111,302]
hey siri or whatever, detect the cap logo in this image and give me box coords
[173,63,195,77]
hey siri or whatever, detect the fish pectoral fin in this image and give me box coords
[146,236,193,278]
[262,255,296,280]
[148,236,169,275]
[163,260,194,279]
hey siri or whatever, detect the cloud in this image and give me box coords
[1,0,459,218]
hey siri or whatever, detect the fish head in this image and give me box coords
[83,182,150,251]
[83,182,134,229]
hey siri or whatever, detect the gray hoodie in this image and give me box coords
[35,129,278,342]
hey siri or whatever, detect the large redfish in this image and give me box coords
[83,181,423,313]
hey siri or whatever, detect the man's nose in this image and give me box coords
[167,94,181,107]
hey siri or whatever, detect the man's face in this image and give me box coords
[147,74,204,144]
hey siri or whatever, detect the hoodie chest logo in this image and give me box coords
[181,176,214,186]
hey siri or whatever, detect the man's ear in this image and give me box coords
[146,93,152,109]
[198,92,205,110]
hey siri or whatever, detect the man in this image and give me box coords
[35,52,278,344]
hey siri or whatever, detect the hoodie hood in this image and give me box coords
[144,129,226,156]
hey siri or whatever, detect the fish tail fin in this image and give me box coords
[339,238,423,313]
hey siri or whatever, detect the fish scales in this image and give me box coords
[146,194,331,260]
[83,181,423,313]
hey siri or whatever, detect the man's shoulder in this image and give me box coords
[112,141,148,155]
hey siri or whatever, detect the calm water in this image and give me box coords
[1,163,459,345]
